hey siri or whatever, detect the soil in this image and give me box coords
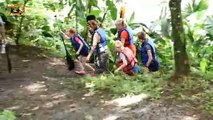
[0,45,211,120]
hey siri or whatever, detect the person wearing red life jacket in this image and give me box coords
[114,41,141,76]
[62,28,95,75]
[116,19,136,57]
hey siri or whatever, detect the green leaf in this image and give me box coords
[106,0,117,20]
[0,110,16,120]
[110,7,117,20]
[128,12,135,24]
[200,58,208,73]
[89,0,98,7]
[89,10,102,18]
[197,0,208,11]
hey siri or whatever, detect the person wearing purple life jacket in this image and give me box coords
[137,31,159,72]
[63,28,95,75]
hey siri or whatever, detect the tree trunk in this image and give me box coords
[15,0,29,46]
[169,0,190,77]
[15,15,24,46]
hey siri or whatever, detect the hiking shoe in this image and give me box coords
[75,70,86,75]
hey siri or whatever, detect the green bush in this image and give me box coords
[81,73,166,99]
[0,110,16,120]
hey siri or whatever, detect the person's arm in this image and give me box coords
[86,32,99,61]
[76,38,83,55]
[60,31,70,39]
[120,30,128,45]
[115,53,128,73]
[146,46,153,67]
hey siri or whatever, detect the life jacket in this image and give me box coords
[141,39,159,71]
[91,28,108,54]
[117,47,137,75]
[117,27,134,46]
[71,34,89,56]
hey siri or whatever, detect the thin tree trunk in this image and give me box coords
[169,0,190,77]
[15,16,24,46]
[15,0,29,46]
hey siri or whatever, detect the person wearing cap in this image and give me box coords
[116,18,136,57]
[86,15,109,73]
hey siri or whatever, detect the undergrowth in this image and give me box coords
[80,72,168,99]
[164,71,213,115]
[80,70,213,115]
[0,110,16,120]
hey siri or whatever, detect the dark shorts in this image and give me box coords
[149,60,159,72]
[95,50,109,73]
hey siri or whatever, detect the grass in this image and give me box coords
[80,72,168,99]
[162,71,213,115]
[79,70,213,115]
[0,110,17,120]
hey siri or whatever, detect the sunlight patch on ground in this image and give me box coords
[48,58,65,66]
[103,114,120,120]
[22,59,31,62]
[105,94,148,107]
[43,100,62,108]
[24,83,47,93]
[7,105,21,110]
[43,99,73,108]
[51,93,66,99]
[181,116,198,120]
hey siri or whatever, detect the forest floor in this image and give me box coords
[0,45,212,120]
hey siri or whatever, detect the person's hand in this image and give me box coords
[114,69,119,74]
[76,51,80,55]
[144,67,149,73]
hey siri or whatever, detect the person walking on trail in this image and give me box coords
[86,15,109,73]
[116,18,136,57]
[0,16,6,54]
[137,31,159,72]
[62,28,95,75]
[114,40,141,76]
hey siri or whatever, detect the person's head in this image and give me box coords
[87,20,98,33]
[137,31,147,43]
[114,40,124,52]
[116,18,127,30]
[66,28,76,38]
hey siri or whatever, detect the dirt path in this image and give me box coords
[0,46,207,120]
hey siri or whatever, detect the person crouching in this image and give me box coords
[114,40,141,76]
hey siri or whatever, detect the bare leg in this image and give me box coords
[76,55,84,71]
[81,56,95,72]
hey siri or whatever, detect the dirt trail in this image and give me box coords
[0,46,207,120]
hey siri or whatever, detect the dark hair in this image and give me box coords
[137,31,146,40]
[86,15,96,22]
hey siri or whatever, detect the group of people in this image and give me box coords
[62,15,160,76]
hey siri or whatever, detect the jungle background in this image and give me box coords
[0,0,213,120]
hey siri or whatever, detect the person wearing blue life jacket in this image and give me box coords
[86,15,109,73]
[137,32,159,72]
[62,28,95,75]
